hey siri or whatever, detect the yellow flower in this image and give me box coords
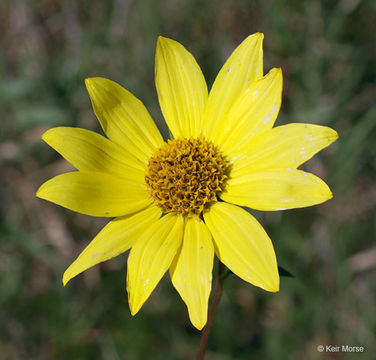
[36,33,338,330]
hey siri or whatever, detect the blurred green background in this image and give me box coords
[1,0,375,359]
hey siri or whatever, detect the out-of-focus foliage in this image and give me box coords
[1,0,375,359]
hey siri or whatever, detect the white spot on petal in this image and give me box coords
[263,114,272,124]
[263,105,277,124]
[281,197,295,202]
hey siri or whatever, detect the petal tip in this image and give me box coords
[41,127,60,145]
[41,128,52,142]
[62,266,75,286]
[157,35,167,42]
[270,67,283,79]
[157,35,171,48]
[322,181,334,202]
[262,67,283,86]
[240,32,264,53]
[265,268,280,292]
[330,129,339,142]
[36,179,53,199]
[247,32,264,42]
[85,77,106,91]
[264,278,280,293]
[271,281,280,293]
[35,184,45,198]
[156,35,180,52]
[129,302,141,316]
[127,282,142,316]
[84,77,93,88]
[193,321,206,331]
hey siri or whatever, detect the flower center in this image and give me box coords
[145,137,229,217]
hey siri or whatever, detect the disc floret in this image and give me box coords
[145,137,229,216]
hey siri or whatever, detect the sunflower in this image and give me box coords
[37,33,338,330]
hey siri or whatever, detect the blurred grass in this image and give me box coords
[1,0,375,359]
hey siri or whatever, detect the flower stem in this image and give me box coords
[196,262,225,360]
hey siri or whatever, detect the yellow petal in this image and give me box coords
[204,202,279,292]
[221,169,333,211]
[203,33,264,141]
[85,77,164,162]
[230,124,339,176]
[42,127,145,183]
[127,214,184,315]
[36,171,151,217]
[155,36,208,138]
[63,205,162,285]
[170,217,214,330]
[219,68,283,155]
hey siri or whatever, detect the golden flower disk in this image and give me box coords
[145,137,229,216]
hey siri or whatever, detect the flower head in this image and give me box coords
[37,33,338,330]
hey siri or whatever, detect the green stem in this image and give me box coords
[196,262,225,360]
